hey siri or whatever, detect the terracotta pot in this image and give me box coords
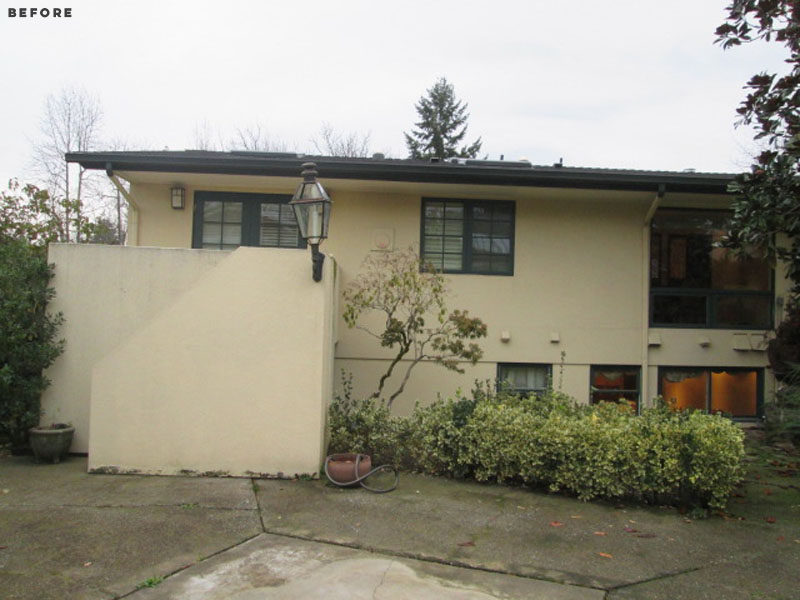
[326,453,372,485]
[28,425,75,464]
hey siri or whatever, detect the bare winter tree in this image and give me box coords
[192,119,226,151]
[311,122,371,157]
[229,123,293,152]
[31,86,103,242]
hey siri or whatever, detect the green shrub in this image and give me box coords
[326,379,745,510]
[404,394,476,477]
[0,239,64,448]
[327,372,400,465]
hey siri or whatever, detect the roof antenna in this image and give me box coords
[554,157,563,168]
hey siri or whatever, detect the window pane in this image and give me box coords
[493,221,512,237]
[261,203,280,223]
[472,205,491,220]
[711,370,757,417]
[425,202,444,219]
[260,225,279,246]
[473,220,492,235]
[223,202,242,223]
[661,370,708,411]
[490,256,512,273]
[222,224,241,245]
[491,238,511,254]
[710,249,770,291]
[422,253,443,271]
[204,201,222,222]
[424,219,443,235]
[443,236,462,253]
[472,234,491,253]
[443,254,463,271]
[278,226,299,247]
[424,236,443,253]
[652,294,706,325]
[471,255,490,272]
[444,204,463,219]
[714,295,771,329]
[444,219,463,235]
[202,223,221,245]
[279,204,295,221]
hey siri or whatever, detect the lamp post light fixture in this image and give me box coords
[170,186,186,209]
[290,162,331,282]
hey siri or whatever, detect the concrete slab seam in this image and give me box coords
[605,566,705,592]
[114,532,264,599]
[250,478,267,533]
[261,527,608,592]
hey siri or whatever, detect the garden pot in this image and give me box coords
[325,453,372,486]
[28,424,74,464]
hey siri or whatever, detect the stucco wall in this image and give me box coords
[42,244,228,452]
[121,177,782,413]
[87,247,336,476]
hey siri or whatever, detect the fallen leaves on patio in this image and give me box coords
[593,531,607,536]
[457,541,475,547]
[766,516,777,524]
[623,527,639,533]
[549,521,564,527]
[597,552,613,559]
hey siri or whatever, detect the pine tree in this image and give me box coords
[404,78,482,159]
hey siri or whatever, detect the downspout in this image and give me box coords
[641,184,665,410]
[105,163,139,246]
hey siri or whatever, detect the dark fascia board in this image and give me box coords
[68,151,735,194]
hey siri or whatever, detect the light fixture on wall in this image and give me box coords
[170,186,186,210]
[290,162,332,282]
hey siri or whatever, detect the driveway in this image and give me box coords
[0,451,798,599]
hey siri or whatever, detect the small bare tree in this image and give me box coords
[311,122,371,157]
[31,85,103,242]
[192,119,225,151]
[229,123,293,152]
[343,248,487,406]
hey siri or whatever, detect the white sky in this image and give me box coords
[0,0,790,188]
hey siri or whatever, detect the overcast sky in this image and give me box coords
[0,0,790,188]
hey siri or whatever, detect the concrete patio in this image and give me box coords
[0,452,797,599]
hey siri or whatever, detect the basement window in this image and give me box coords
[497,363,551,396]
[590,366,641,412]
[659,367,761,419]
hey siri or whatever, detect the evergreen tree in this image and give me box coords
[404,78,482,159]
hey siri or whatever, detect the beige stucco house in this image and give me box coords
[41,151,786,477]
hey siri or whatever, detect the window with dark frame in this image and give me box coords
[421,198,514,275]
[658,367,760,419]
[650,209,772,329]
[590,366,641,412]
[193,192,305,250]
[497,363,551,396]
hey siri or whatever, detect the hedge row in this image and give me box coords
[328,380,745,510]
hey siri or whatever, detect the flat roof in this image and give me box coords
[67,150,735,194]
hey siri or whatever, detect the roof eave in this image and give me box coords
[67,152,734,195]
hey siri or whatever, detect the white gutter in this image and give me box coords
[105,164,139,246]
[641,184,665,409]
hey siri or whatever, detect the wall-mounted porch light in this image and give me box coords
[290,162,332,282]
[170,186,186,209]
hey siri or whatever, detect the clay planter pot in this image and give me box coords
[28,424,75,464]
[325,453,372,486]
